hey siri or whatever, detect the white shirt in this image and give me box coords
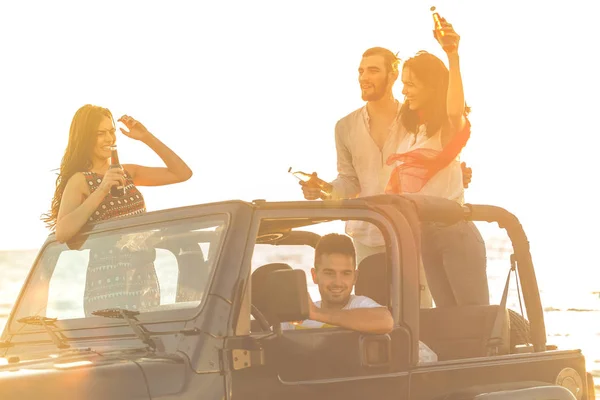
[280,294,438,363]
[393,124,464,204]
[281,295,381,330]
[330,104,405,247]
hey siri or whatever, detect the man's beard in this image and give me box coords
[319,286,351,308]
[361,77,388,101]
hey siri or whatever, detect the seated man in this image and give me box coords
[282,233,437,363]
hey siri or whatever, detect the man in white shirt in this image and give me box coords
[281,233,438,363]
[302,47,403,263]
[282,233,394,334]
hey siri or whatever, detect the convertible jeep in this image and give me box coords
[0,194,595,399]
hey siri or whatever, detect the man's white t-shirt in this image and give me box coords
[281,295,379,330]
[280,295,438,363]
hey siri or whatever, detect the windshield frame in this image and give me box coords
[5,210,231,336]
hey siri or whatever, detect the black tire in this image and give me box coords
[508,308,531,347]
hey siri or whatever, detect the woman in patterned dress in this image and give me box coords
[42,104,192,315]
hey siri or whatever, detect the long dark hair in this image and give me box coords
[400,51,469,137]
[42,104,114,230]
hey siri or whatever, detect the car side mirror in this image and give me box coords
[266,269,310,324]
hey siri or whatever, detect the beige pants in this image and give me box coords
[354,241,433,308]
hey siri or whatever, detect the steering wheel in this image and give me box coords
[251,304,271,331]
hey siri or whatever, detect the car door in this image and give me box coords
[226,205,414,400]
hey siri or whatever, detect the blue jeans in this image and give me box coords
[421,220,489,307]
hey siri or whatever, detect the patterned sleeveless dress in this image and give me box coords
[81,171,161,316]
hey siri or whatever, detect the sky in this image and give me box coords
[0,0,599,276]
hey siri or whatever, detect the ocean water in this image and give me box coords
[1,247,598,396]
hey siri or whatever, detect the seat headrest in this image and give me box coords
[252,263,293,324]
[176,248,207,303]
[355,252,388,307]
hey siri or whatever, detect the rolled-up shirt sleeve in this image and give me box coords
[330,119,361,199]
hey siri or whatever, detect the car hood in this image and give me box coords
[0,346,188,400]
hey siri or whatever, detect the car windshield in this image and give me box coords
[9,214,228,332]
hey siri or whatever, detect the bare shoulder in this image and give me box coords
[65,172,90,195]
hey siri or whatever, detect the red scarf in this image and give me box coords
[385,118,471,194]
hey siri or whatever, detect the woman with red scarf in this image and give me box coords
[386,18,489,307]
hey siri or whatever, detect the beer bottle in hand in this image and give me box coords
[430,6,456,53]
[109,145,126,198]
[288,167,334,200]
